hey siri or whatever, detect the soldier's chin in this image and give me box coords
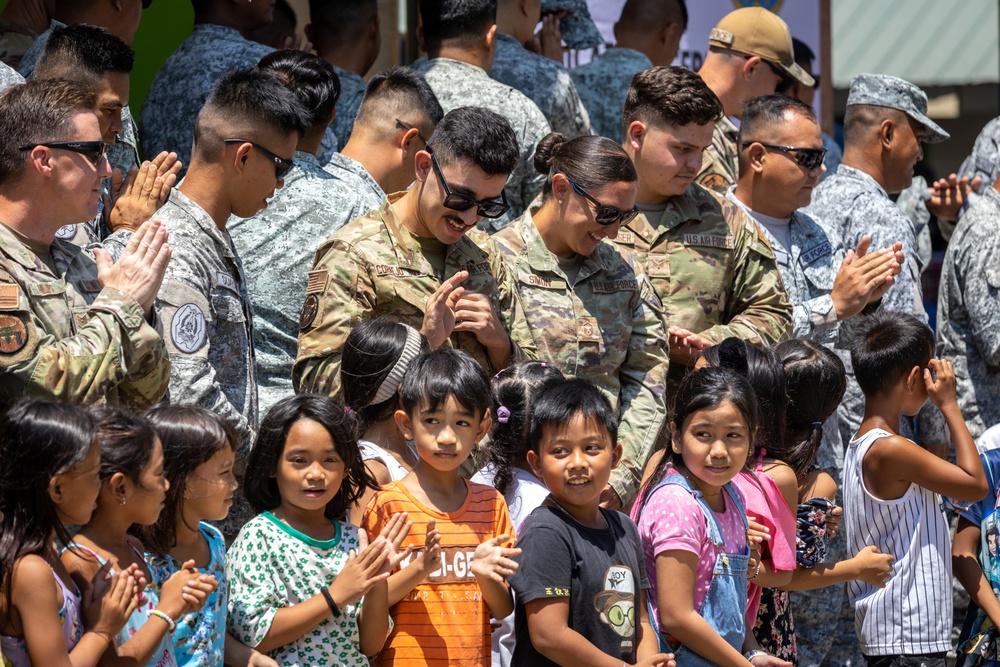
[233,201,268,219]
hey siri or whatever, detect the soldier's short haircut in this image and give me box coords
[0,79,97,186]
[308,0,377,48]
[843,103,908,150]
[428,106,518,176]
[622,66,723,135]
[419,0,497,52]
[35,23,136,82]
[618,0,688,32]
[355,66,444,137]
[256,50,341,132]
[850,310,935,397]
[737,94,816,148]
[192,68,310,159]
[534,132,635,198]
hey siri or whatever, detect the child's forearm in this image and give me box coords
[751,560,793,589]
[662,609,750,666]
[954,556,1000,628]
[476,575,514,619]
[386,560,428,607]
[636,617,661,661]
[98,613,173,666]
[780,560,860,591]
[255,593,335,654]
[532,623,643,667]
[942,402,988,500]
[357,581,391,657]
[67,631,114,667]
[223,634,268,666]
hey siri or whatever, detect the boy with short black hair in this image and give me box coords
[363,348,520,667]
[509,378,673,667]
[844,311,988,667]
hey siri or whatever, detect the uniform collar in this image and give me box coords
[517,201,613,278]
[168,189,236,259]
[627,185,704,244]
[326,152,385,200]
[0,220,49,272]
[599,47,653,69]
[422,56,489,79]
[379,192,475,272]
[717,115,739,140]
[192,23,249,43]
[834,165,889,199]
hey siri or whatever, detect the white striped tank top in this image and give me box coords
[842,427,952,656]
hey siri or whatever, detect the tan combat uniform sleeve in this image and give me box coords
[490,241,538,367]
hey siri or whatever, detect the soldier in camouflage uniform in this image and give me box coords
[493,133,669,507]
[937,174,1000,441]
[140,0,335,174]
[412,0,550,230]
[539,0,603,51]
[617,67,792,401]
[570,0,686,143]
[492,0,590,138]
[294,107,537,401]
[307,0,381,156]
[0,79,171,408]
[695,7,814,194]
[0,59,23,91]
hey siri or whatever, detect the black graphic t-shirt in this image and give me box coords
[509,501,650,666]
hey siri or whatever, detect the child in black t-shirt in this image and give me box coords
[508,378,676,667]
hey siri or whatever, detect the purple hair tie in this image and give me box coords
[497,406,511,423]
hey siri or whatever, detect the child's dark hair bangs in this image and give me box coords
[399,349,490,418]
[528,378,618,453]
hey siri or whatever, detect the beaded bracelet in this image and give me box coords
[748,559,763,582]
[150,609,176,632]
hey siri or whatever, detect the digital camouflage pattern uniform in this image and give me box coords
[540,0,604,50]
[140,23,336,172]
[493,206,669,505]
[491,32,590,139]
[329,65,366,155]
[959,116,1000,205]
[411,57,550,230]
[230,151,375,417]
[696,115,740,194]
[294,192,538,402]
[153,190,258,450]
[936,185,1000,440]
[0,59,23,91]
[0,222,170,408]
[570,47,652,144]
[610,183,792,399]
[322,152,385,209]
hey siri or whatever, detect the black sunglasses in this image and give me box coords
[741,141,827,171]
[428,147,510,219]
[396,119,429,145]
[569,181,639,226]
[223,138,295,180]
[20,141,108,168]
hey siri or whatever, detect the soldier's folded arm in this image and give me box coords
[962,230,1000,366]
[491,247,538,367]
[792,294,839,340]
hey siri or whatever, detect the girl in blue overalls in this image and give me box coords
[632,366,782,667]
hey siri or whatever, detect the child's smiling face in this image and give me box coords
[672,399,751,497]
[274,418,346,515]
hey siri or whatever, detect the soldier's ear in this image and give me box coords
[484,23,498,52]
[626,120,647,152]
[880,118,895,150]
[551,172,571,201]
[414,150,432,183]
[746,142,766,172]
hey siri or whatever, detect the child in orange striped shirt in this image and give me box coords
[363,349,522,667]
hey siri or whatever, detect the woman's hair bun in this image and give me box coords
[533,132,568,175]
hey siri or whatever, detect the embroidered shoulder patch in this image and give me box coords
[0,313,29,354]
[799,241,832,267]
[170,303,207,354]
[306,269,329,294]
[300,293,319,330]
[0,283,19,310]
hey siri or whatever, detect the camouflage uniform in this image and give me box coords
[329,66,366,155]
[322,152,385,211]
[821,132,841,181]
[491,32,590,139]
[293,192,538,399]
[0,18,37,70]
[696,116,740,194]
[609,183,792,398]
[13,18,52,76]
[0,221,170,408]
[936,185,1000,440]
[540,0,604,50]
[0,59,24,91]
[229,151,372,417]
[153,190,257,449]
[570,47,651,144]
[493,205,669,504]
[411,57,550,229]
[896,175,933,273]
[140,23,336,172]
[959,116,1000,201]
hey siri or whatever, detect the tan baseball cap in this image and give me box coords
[708,7,815,87]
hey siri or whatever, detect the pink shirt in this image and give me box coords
[632,475,747,622]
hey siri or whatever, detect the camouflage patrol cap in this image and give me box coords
[708,7,814,87]
[846,73,949,144]
[541,0,604,50]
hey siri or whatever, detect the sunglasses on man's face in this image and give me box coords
[223,138,296,180]
[741,141,827,171]
[20,141,108,168]
[569,181,640,226]
[428,148,510,219]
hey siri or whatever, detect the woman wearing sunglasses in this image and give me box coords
[492,132,671,510]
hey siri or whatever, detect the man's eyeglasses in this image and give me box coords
[20,141,108,168]
[396,119,429,145]
[427,147,510,219]
[568,180,640,226]
[741,141,827,171]
[223,138,295,180]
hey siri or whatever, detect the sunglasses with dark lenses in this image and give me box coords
[570,181,640,226]
[428,149,510,219]
[741,141,827,171]
[223,138,295,180]
[20,141,108,168]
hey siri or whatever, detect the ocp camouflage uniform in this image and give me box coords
[696,116,740,194]
[322,152,385,210]
[0,221,170,408]
[140,23,336,172]
[610,183,792,399]
[570,47,652,144]
[294,192,538,402]
[937,185,1000,440]
[493,205,668,505]
[411,57,550,230]
[153,190,257,449]
[230,151,372,417]
[329,66,367,155]
[491,32,590,139]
